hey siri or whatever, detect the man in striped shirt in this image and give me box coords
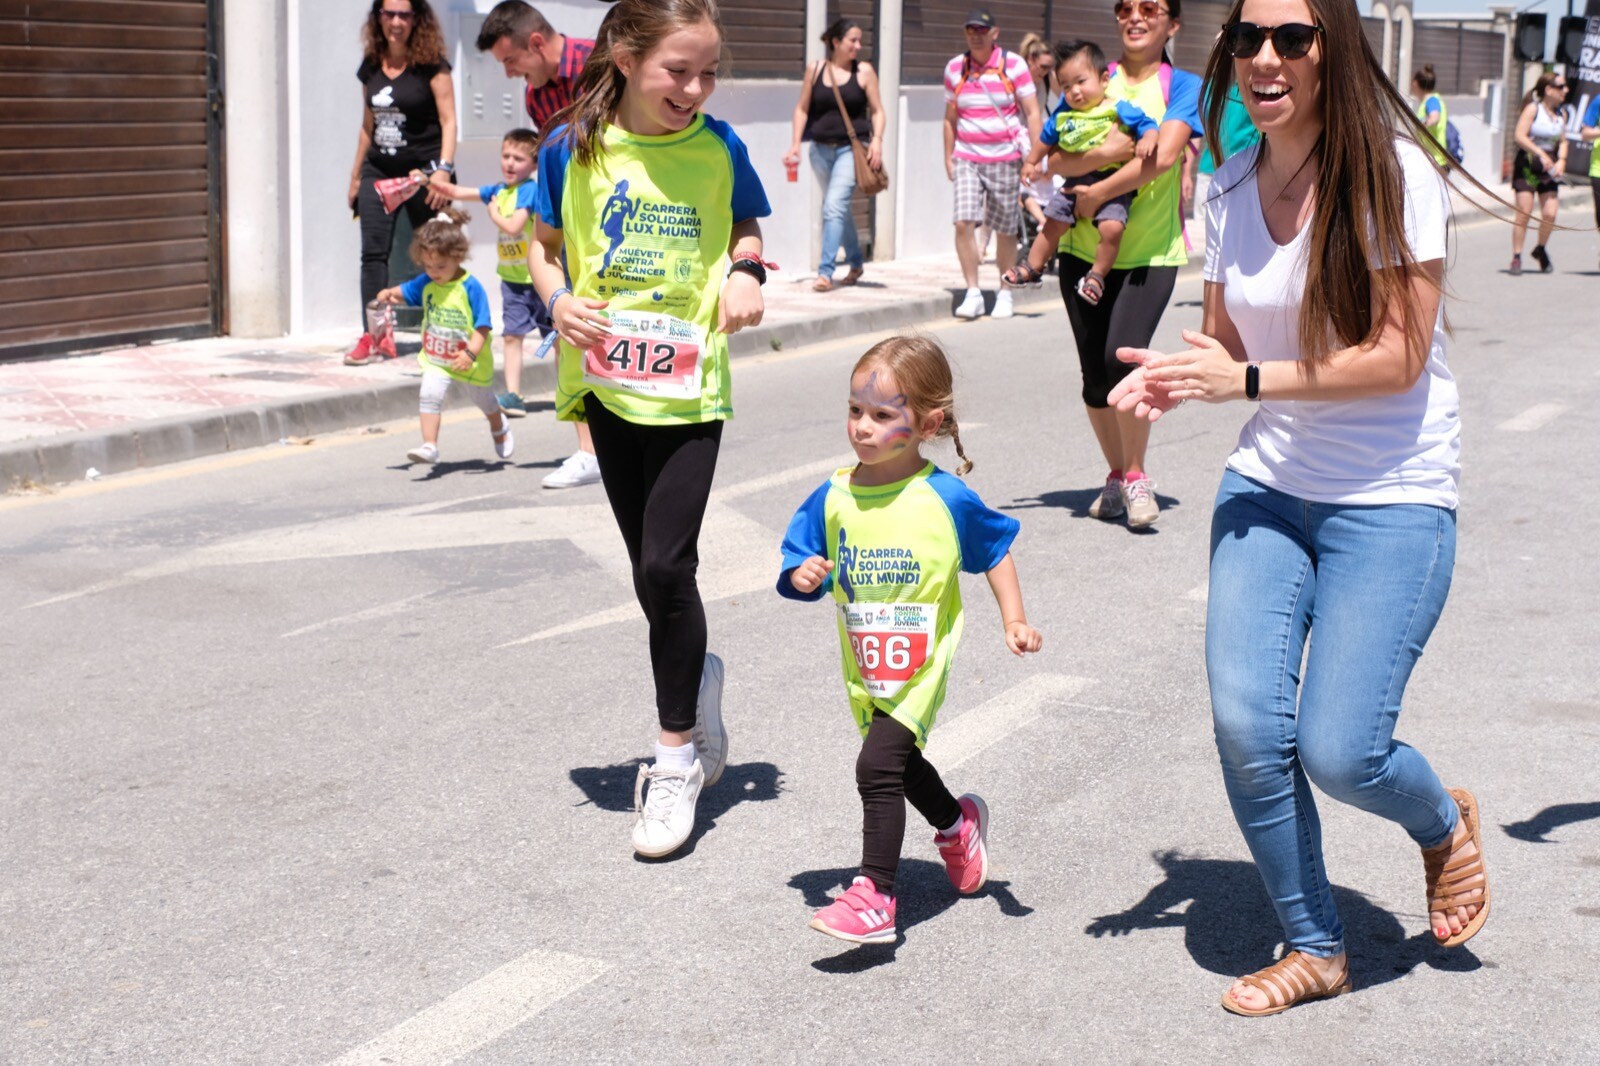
[943,8,1041,320]
[475,1,595,133]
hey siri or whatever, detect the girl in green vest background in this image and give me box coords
[1412,65,1451,170]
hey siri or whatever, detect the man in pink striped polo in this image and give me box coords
[943,8,1041,320]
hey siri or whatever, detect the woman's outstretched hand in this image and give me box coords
[1109,329,1241,420]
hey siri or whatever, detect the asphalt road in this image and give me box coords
[3,216,1599,1065]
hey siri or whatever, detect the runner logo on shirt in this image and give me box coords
[836,526,923,599]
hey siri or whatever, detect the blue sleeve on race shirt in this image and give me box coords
[517,179,540,211]
[1165,69,1204,135]
[1115,100,1161,139]
[703,115,773,223]
[1584,97,1600,127]
[1424,96,1442,117]
[926,469,1020,574]
[464,276,493,330]
[1039,99,1071,147]
[478,183,503,204]
[399,273,428,306]
[777,480,833,602]
[534,128,573,230]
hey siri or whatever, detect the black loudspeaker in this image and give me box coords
[1513,13,1546,62]
[1555,16,1587,66]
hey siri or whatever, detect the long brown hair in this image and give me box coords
[546,0,725,167]
[853,337,973,476]
[362,0,446,67]
[1203,0,1448,369]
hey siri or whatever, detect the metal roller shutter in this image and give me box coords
[903,1,1052,84]
[721,0,806,78]
[0,0,223,361]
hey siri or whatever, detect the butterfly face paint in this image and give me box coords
[847,368,917,467]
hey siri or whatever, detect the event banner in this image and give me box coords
[1567,0,1600,176]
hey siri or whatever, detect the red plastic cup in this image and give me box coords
[784,158,799,183]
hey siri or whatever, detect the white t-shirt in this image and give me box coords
[1203,137,1460,508]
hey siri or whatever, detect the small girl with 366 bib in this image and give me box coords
[375,207,513,465]
[778,336,1043,944]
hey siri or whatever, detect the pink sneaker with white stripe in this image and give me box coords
[934,793,990,894]
[809,876,897,944]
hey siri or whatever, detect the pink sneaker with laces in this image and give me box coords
[934,793,990,894]
[809,876,897,944]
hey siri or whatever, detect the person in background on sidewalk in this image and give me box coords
[944,8,1042,321]
[412,130,553,429]
[778,336,1042,944]
[1581,95,1600,268]
[1411,64,1450,169]
[476,0,601,487]
[531,0,769,859]
[1006,39,1159,303]
[346,0,456,368]
[783,18,886,293]
[1047,0,1201,528]
[374,208,513,466]
[1508,72,1569,276]
[1109,0,1488,1014]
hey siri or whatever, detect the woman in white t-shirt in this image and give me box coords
[1108,0,1488,1017]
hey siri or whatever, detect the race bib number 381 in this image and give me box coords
[583,309,705,400]
[841,602,935,699]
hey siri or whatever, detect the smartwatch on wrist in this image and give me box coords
[1245,362,1261,401]
[727,254,768,286]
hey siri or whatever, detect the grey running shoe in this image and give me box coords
[1088,475,1125,520]
[1124,474,1160,528]
[693,653,728,786]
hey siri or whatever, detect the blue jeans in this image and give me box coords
[1206,469,1460,958]
[809,141,863,278]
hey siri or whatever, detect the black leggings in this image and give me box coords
[584,399,723,733]
[1592,183,1600,232]
[856,712,962,896]
[1058,255,1178,408]
[356,160,435,331]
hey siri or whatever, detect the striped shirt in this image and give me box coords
[524,35,594,131]
[944,49,1035,164]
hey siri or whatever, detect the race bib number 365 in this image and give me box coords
[422,325,469,369]
[841,602,935,699]
[583,309,705,400]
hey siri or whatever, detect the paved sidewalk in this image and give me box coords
[0,253,1063,490]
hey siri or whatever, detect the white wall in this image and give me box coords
[896,86,953,260]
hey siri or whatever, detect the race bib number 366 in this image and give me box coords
[841,602,935,699]
[583,309,705,400]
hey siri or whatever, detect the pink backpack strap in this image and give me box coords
[1107,60,1173,105]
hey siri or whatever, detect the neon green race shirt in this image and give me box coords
[398,271,493,387]
[535,114,771,425]
[778,463,1020,747]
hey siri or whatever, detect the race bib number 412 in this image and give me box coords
[583,309,705,400]
[841,602,935,699]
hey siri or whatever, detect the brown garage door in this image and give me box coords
[0,0,223,362]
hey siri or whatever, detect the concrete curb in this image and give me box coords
[1,285,1061,490]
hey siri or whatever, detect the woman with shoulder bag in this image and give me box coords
[784,19,887,292]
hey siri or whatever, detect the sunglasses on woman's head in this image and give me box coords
[1222,21,1321,60]
[1115,1,1170,21]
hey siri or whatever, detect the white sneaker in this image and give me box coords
[631,759,704,858]
[542,449,602,489]
[493,426,515,460]
[407,442,439,464]
[954,290,985,320]
[693,653,728,787]
[991,289,1014,319]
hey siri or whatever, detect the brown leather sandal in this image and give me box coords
[1220,951,1352,1018]
[1423,786,1490,948]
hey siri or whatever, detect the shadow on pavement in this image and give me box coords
[384,457,515,479]
[568,759,784,862]
[1003,487,1181,527]
[1502,801,1600,843]
[1084,851,1480,993]
[790,860,1033,973]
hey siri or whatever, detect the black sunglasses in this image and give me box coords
[1222,21,1322,60]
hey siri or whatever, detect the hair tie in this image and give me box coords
[435,212,458,225]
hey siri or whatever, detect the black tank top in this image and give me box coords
[805,61,872,144]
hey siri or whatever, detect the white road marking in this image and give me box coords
[281,592,436,638]
[1497,402,1567,433]
[323,948,608,1066]
[935,673,1093,769]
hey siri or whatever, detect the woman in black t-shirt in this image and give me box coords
[345,0,457,365]
[783,19,885,292]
